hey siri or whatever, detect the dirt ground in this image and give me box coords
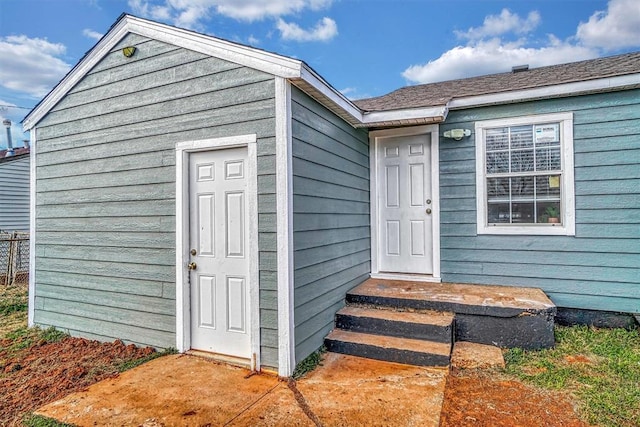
[1,282,589,426]
[439,368,589,427]
[0,331,156,426]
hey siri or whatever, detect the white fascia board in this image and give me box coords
[448,74,640,110]
[362,106,448,125]
[125,16,302,78]
[300,64,364,122]
[23,14,303,131]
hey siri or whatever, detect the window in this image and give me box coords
[475,112,575,235]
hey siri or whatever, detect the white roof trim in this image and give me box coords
[299,64,363,122]
[24,15,366,130]
[448,73,640,110]
[361,105,448,126]
[22,13,640,132]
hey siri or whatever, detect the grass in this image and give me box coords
[505,325,640,427]
[292,346,326,379]
[23,414,76,427]
[1,326,69,355]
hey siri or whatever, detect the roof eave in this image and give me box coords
[23,14,305,131]
[357,105,448,128]
[448,74,640,110]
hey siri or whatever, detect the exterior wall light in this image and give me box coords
[122,46,137,58]
[443,129,471,141]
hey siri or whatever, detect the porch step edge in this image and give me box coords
[347,280,556,318]
[325,329,451,367]
[336,306,454,343]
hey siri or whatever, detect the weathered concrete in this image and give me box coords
[36,353,448,426]
[347,279,556,349]
[450,341,505,369]
[326,329,451,366]
[336,305,454,342]
[348,279,556,317]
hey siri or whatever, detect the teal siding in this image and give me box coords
[0,155,30,232]
[440,89,640,314]
[291,87,370,362]
[33,34,279,366]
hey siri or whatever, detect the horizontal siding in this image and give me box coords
[440,89,640,314]
[34,33,278,360]
[291,86,370,363]
[0,155,30,232]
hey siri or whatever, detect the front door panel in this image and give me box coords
[189,147,250,358]
[378,134,433,274]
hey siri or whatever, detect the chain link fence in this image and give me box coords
[1,231,29,286]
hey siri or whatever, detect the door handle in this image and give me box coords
[426,208,432,214]
[188,262,197,270]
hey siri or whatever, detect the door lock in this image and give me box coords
[188,262,197,270]
[426,208,432,214]
[190,249,197,256]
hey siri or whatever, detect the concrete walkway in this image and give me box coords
[36,352,448,426]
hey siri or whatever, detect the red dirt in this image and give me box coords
[439,368,590,427]
[0,335,155,426]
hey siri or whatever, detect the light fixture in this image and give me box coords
[122,46,137,58]
[443,129,471,141]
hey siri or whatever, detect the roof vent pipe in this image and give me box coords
[2,119,14,157]
[23,139,30,148]
[512,64,529,73]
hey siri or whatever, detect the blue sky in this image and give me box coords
[1,0,639,146]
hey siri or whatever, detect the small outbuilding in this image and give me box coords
[23,14,639,376]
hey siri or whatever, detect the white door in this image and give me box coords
[189,147,250,358]
[377,134,433,274]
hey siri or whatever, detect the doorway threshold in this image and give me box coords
[370,273,442,283]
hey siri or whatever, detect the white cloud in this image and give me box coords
[247,35,260,45]
[276,17,337,42]
[576,0,640,50]
[456,9,541,40]
[403,38,597,83]
[82,28,104,41]
[339,87,371,101]
[0,35,71,98]
[403,1,640,85]
[128,0,333,29]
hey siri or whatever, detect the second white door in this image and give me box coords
[377,134,433,274]
[189,147,250,358]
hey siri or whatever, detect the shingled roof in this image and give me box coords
[354,51,640,112]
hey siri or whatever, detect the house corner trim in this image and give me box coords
[275,77,295,377]
[27,129,37,327]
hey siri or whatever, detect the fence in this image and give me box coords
[0,231,29,286]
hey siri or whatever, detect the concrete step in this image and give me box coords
[325,329,451,367]
[335,306,454,343]
[346,279,557,349]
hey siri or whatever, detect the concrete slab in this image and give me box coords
[297,352,447,427]
[451,341,505,369]
[36,352,448,427]
[349,279,556,317]
[36,354,281,426]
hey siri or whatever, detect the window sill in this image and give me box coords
[477,224,575,236]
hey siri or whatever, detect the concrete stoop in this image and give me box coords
[325,278,556,367]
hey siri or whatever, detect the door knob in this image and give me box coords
[426,208,432,214]
[188,262,197,270]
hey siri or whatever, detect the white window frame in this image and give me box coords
[475,112,575,236]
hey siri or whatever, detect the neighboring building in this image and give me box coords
[0,148,30,232]
[23,15,639,376]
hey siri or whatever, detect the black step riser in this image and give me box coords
[336,314,453,344]
[455,313,556,350]
[325,339,450,367]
